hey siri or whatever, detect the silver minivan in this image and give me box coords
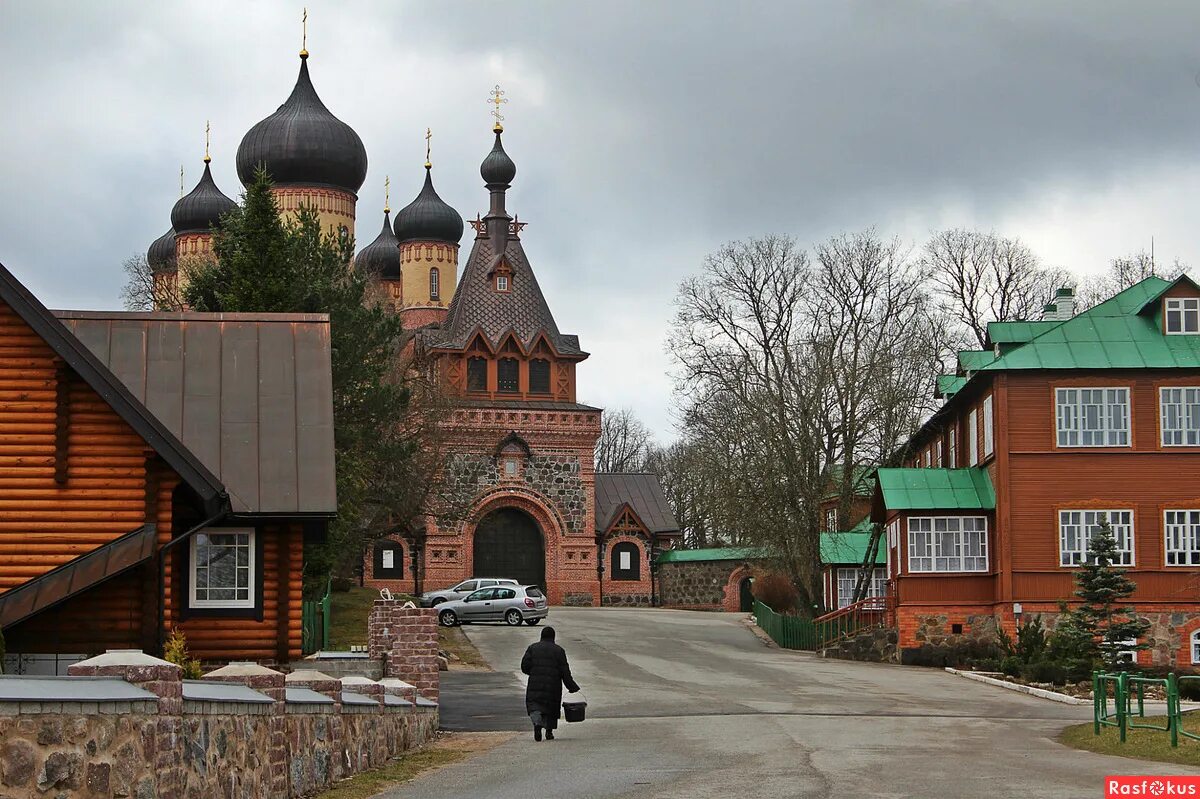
[437,585,549,627]
[419,578,518,607]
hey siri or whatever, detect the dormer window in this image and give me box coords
[498,358,519,393]
[496,275,510,292]
[467,357,488,392]
[1166,298,1200,334]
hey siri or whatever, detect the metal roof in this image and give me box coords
[935,375,967,398]
[875,467,995,511]
[182,680,274,704]
[54,310,337,515]
[0,676,156,703]
[0,524,157,629]
[985,320,1061,346]
[656,547,766,564]
[957,349,997,372]
[594,473,680,534]
[820,526,885,565]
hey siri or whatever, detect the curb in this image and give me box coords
[944,667,1091,705]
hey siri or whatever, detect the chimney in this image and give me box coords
[1054,287,1076,319]
[1041,302,1058,321]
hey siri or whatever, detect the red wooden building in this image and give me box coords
[874,277,1200,666]
[0,263,336,671]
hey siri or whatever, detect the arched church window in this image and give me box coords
[529,359,551,394]
[467,357,488,392]
[611,542,641,581]
[429,267,440,301]
[497,358,519,393]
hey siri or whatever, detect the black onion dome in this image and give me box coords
[355,211,401,279]
[236,56,368,194]
[171,163,237,235]
[394,167,464,244]
[147,228,177,271]
[480,130,516,186]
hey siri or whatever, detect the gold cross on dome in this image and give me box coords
[425,127,432,168]
[384,175,390,213]
[204,120,211,163]
[489,85,508,131]
[300,7,309,57]
[180,165,185,197]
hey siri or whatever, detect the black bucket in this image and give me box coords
[562,700,587,723]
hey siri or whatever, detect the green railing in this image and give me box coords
[1092,670,1199,748]
[301,579,332,655]
[753,600,819,650]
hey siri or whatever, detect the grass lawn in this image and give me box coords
[1060,711,1200,767]
[314,732,513,798]
[324,587,489,670]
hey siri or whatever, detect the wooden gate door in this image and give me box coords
[473,507,546,589]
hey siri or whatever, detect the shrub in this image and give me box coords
[751,572,799,614]
[163,628,203,679]
[999,656,1022,677]
[1020,659,1068,685]
[996,615,1047,663]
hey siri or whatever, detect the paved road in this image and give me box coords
[386,608,1194,799]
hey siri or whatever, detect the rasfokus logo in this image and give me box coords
[1106,777,1200,797]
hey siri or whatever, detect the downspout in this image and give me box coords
[156,508,227,656]
[596,534,605,607]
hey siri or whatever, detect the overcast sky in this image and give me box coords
[3,1,1200,440]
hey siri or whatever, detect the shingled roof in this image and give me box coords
[595,473,680,535]
[426,234,584,356]
[55,310,337,516]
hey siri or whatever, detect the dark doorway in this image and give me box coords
[473,508,545,589]
[738,576,755,612]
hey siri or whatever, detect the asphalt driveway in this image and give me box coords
[386,608,1194,798]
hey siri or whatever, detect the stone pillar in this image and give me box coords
[67,650,183,797]
[285,669,346,780]
[205,662,287,798]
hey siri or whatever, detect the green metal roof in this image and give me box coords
[656,547,766,564]
[957,349,996,372]
[875,467,995,511]
[1134,274,1200,314]
[935,374,966,398]
[820,518,884,565]
[985,320,1061,346]
[980,277,1200,371]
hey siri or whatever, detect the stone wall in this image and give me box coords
[822,626,899,663]
[0,618,441,798]
[438,452,586,535]
[658,559,762,611]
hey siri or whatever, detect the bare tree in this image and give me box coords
[121,254,190,311]
[922,229,1070,347]
[644,438,723,549]
[595,407,654,473]
[1078,250,1188,309]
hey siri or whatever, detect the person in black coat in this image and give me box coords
[520,626,580,741]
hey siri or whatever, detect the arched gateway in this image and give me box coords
[473,507,546,589]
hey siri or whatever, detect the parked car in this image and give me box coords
[419,578,518,608]
[437,585,549,627]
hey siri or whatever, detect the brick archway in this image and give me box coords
[463,488,565,585]
[723,564,756,613]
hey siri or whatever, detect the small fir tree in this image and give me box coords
[1069,516,1149,671]
[163,628,202,679]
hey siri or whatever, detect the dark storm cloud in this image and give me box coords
[3,1,1200,438]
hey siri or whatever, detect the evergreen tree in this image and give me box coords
[185,168,441,590]
[1068,516,1149,671]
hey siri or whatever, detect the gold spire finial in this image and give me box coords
[203,120,211,164]
[425,127,432,168]
[180,165,185,198]
[489,84,508,132]
[384,175,390,214]
[300,7,309,57]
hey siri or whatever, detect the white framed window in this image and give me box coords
[933,438,943,467]
[1164,510,1200,566]
[1058,509,1134,567]
[835,567,888,608]
[190,529,255,608]
[924,449,932,468]
[907,516,988,573]
[887,519,900,575]
[968,410,979,465]
[1160,387,1200,446]
[982,395,994,458]
[825,508,838,532]
[496,275,509,292]
[1192,631,1200,665]
[1055,387,1130,447]
[1166,298,1200,335]
[948,427,957,468]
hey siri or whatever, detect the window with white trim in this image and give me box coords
[825,508,837,532]
[1055,387,1130,447]
[1192,630,1200,665]
[835,567,888,609]
[948,427,957,468]
[968,410,979,465]
[982,395,994,458]
[1166,297,1200,335]
[1164,510,1200,566]
[190,529,255,608]
[907,516,988,573]
[1160,387,1200,446]
[1058,509,1133,567]
[924,449,931,468]
[933,438,943,467]
[496,275,509,292]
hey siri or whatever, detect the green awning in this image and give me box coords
[820,524,884,566]
[935,374,966,398]
[875,467,995,511]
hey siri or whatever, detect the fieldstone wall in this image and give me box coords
[0,711,157,795]
[440,452,586,535]
[601,593,652,608]
[658,559,762,611]
[822,627,899,663]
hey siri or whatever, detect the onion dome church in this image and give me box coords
[143,37,679,607]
